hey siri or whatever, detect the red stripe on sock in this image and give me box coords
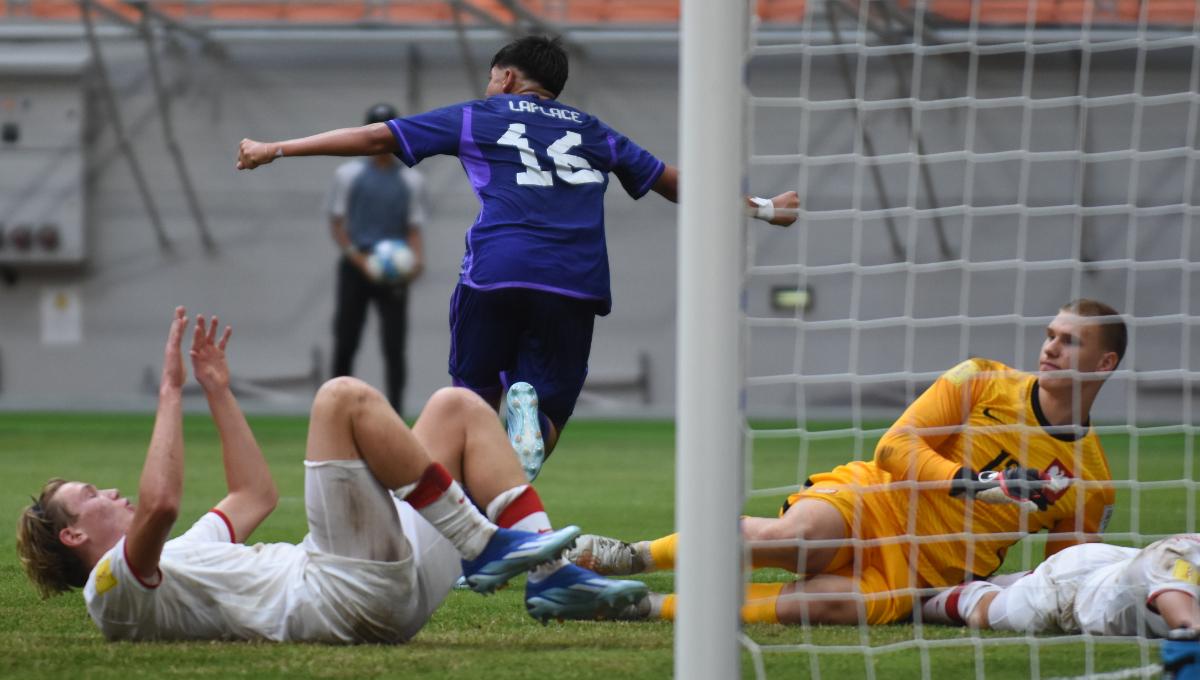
[406,462,454,509]
[495,486,545,528]
[944,585,967,625]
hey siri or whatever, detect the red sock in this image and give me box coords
[406,462,454,509]
[488,485,552,533]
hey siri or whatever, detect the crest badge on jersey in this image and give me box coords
[1172,558,1200,586]
[1040,459,1074,505]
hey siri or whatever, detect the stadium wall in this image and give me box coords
[0,35,1194,423]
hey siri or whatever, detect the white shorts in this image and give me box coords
[301,459,462,642]
[990,543,1136,634]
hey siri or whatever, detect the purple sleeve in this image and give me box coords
[605,126,665,199]
[386,103,465,167]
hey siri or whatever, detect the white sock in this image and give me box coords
[405,477,495,561]
[921,581,1001,625]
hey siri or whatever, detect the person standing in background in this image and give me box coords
[327,103,427,414]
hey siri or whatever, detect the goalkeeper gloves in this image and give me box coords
[950,466,1056,512]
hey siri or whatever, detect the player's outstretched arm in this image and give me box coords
[650,165,801,227]
[237,123,398,170]
[124,307,188,584]
[190,314,278,542]
[747,191,800,227]
[650,164,679,202]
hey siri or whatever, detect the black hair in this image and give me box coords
[490,36,568,98]
[364,103,398,125]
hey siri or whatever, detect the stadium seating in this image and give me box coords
[3,0,1195,27]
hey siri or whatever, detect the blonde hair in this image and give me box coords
[15,479,88,599]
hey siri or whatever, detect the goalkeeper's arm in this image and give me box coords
[950,466,1057,512]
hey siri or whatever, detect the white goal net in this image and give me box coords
[680,0,1198,677]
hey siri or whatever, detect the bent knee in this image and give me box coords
[743,516,798,543]
[426,386,494,418]
[748,506,845,543]
[313,376,377,414]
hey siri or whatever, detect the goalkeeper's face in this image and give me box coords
[1038,311,1118,391]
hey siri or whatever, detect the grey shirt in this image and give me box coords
[327,158,427,249]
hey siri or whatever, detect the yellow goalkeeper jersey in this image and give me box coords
[872,358,1116,587]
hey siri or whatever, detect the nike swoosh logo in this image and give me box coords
[982,407,1002,423]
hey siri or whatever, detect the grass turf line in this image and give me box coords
[0,413,1190,679]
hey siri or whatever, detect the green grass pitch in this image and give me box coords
[1,412,1192,679]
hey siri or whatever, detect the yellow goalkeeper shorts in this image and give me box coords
[783,461,920,625]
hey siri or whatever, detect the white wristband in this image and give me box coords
[274,145,284,158]
[750,196,775,222]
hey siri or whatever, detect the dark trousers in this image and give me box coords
[332,256,409,413]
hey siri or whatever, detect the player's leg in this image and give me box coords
[613,583,792,624]
[332,256,371,379]
[742,499,849,574]
[447,284,517,410]
[617,577,867,626]
[756,532,918,626]
[375,282,409,413]
[773,575,867,625]
[410,385,648,617]
[572,498,849,577]
[923,568,1055,632]
[304,377,576,593]
[411,385,536,507]
[920,581,1003,627]
[507,288,596,478]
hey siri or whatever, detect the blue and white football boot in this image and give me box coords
[505,381,546,482]
[525,563,649,623]
[460,525,580,595]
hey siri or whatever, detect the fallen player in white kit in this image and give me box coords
[922,534,1200,637]
[16,307,645,643]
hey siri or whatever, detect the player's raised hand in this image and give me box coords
[161,306,189,391]
[236,138,279,170]
[190,313,233,393]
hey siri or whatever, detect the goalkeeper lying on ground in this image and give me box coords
[16,308,644,642]
[568,299,1126,626]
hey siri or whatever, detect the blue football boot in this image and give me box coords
[460,525,580,594]
[506,382,546,482]
[525,563,649,623]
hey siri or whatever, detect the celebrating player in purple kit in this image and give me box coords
[237,36,799,482]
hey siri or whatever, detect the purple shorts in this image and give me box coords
[448,283,597,429]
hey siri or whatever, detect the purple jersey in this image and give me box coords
[386,94,665,315]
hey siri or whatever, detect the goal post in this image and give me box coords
[679,0,1200,677]
[675,0,748,677]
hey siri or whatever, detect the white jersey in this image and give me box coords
[83,503,455,644]
[998,535,1200,636]
[1075,535,1200,636]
